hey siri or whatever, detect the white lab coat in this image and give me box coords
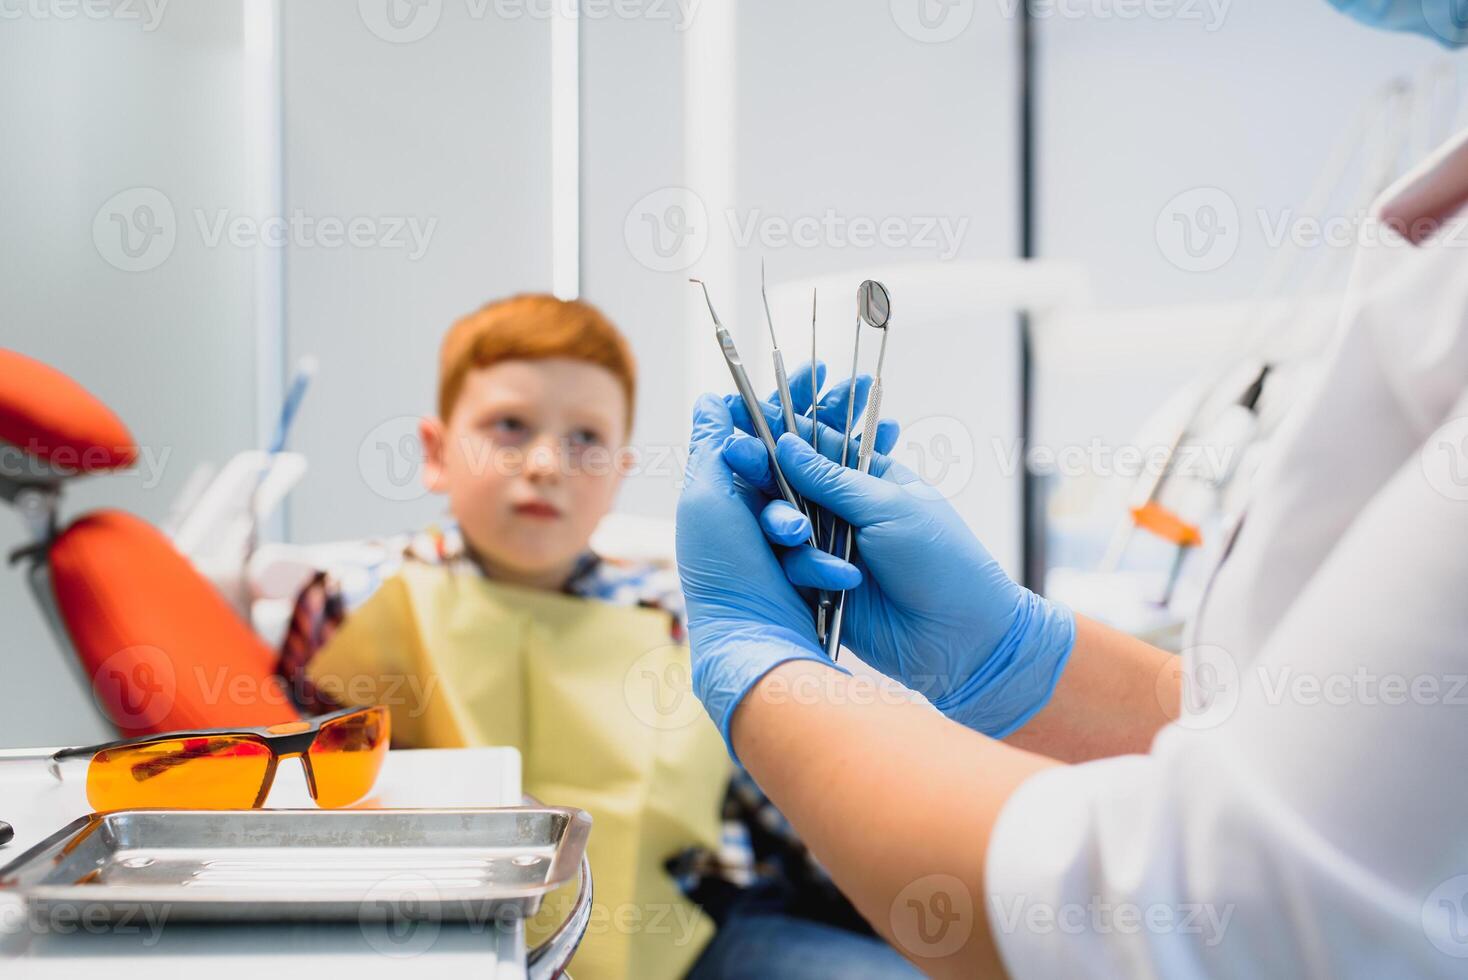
[987,128,1468,978]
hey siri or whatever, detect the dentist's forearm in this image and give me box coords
[730,659,1058,979]
[1005,614,1181,763]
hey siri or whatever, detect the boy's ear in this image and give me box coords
[418,416,450,494]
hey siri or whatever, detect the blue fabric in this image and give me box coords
[686,911,923,980]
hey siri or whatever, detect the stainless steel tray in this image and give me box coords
[0,806,591,925]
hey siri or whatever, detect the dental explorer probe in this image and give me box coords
[825,280,892,661]
[761,260,802,443]
[809,288,833,644]
[807,289,820,456]
[690,279,818,554]
[762,261,812,529]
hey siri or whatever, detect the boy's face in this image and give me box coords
[420,358,630,588]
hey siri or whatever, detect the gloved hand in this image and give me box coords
[675,394,848,757]
[721,361,902,473]
[722,381,1076,738]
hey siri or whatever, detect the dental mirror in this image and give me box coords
[858,280,891,329]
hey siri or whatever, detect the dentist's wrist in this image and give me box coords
[932,590,1077,738]
[690,622,845,760]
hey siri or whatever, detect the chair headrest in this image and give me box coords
[0,349,137,478]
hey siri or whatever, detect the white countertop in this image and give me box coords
[0,747,527,979]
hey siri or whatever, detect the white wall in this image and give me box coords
[592,0,1025,565]
[1032,5,1460,570]
[1037,2,1441,308]
[280,2,556,543]
[729,0,1025,569]
[580,7,691,522]
[0,0,258,746]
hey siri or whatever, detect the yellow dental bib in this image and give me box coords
[305,561,729,980]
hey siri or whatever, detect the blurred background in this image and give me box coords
[0,0,1457,745]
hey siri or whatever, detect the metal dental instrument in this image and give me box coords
[825,280,892,661]
[690,279,816,554]
[762,261,811,529]
[826,299,866,556]
[808,288,833,644]
[761,260,801,441]
[807,288,820,454]
[818,289,868,650]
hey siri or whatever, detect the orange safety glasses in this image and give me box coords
[46,705,390,811]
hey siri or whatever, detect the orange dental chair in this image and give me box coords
[1,349,299,737]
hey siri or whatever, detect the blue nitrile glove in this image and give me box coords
[1326,0,1468,47]
[723,410,1076,739]
[721,361,903,472]
[675,394,851,757]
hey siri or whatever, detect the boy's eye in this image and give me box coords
[490,417,531,440]
[567,428,603,450]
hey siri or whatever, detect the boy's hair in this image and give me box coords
[438,294,637,428]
